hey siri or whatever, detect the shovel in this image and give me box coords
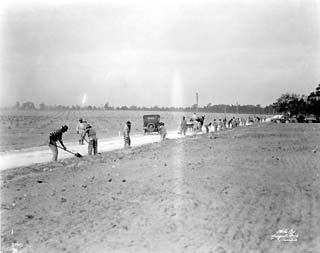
[56,145,82,158]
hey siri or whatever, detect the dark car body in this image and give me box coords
[304,115,319,123]
[270,115,290,123]
[143,114,161,134]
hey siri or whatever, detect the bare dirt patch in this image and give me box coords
[1,123,320,252]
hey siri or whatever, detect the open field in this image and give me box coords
[1,123,319,252]
[0,110,261,152]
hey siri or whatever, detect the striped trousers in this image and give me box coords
[124,136,131,148]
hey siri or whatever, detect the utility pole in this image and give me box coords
[196,92,199,113]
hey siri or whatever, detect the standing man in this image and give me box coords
[48,125,68,161]
[180,116,187,136]
[76,118,86,145]
[123,121,131,148]
[193,119,200,136]
[223,118,227,130]
[208,122,214,138]
[218,119,223,131]
[199,115,205,131]
[192,112,198,122]
[213,119,218,132]
[159,122,167,142]
[85,124,98,155]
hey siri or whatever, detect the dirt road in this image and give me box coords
[0,131,190,170]
[1,123,319,252]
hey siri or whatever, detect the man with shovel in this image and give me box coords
[84,124,98,155]
[48,125,68,161]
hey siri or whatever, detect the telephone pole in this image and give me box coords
[196,92,199,113]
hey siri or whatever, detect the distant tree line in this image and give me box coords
[12,82,320,115]
[272,84,320,117]
[7,101,274,115]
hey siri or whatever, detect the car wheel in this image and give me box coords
[147,123,155,132]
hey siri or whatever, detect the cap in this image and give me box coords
[62,125,68,131]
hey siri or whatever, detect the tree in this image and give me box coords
[39,103,46,110]
[21,102,36,110]
[129,105,138,110]
[307,84,320,116]
[14,101,20,109]
[272,93,306,116]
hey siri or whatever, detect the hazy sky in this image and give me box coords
[1,0,319,107]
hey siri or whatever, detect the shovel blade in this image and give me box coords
[75,153,82,158]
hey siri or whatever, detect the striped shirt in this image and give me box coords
[49,129,64,142]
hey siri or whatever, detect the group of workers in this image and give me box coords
[179,113,265,139]
[48,119,132,161]
[48,113,263,161]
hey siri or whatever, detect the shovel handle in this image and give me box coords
[56,145,73,154]
[55,145,82,158]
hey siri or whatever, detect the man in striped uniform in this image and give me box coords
[123,121,131,149]
[48,125,68,161]
[76,118,86,145]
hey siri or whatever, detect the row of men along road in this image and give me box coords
[48,114,263,161]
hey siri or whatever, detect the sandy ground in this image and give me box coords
[1,123,320,252]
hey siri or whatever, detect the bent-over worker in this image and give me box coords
[48,125,68,161]
[85,124,98,155]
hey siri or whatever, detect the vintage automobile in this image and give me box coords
[270,114,290,123]
[304,115,319,123]
[143,114,161,134]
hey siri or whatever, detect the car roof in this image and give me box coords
[271,115,284,119]
[143,114,160,117]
